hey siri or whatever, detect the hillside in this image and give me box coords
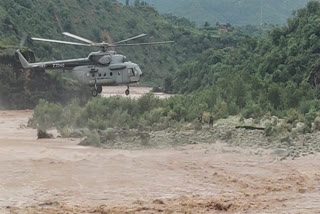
[29,2,320,148]
[140,0,310,26]
[1,0,320,117]
[164,1,320,127]
[0,0,222,81]
[0,0,224,108]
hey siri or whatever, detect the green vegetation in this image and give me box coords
[0,0,228,108]
[0,48,90,109]
[29,95,185,132]
[168,1,320,125]
[28,2,320,150]
[141,0,310,26]
[3,0,320,152]
[0,0,223,82]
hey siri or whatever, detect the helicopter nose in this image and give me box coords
[135,66,143,78]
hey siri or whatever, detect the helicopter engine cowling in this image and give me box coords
[111,54,126,64]
[98,55,112,65]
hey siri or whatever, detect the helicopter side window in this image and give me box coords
[99,73,102,77]
[110,72,113,76]
[128,68,134,76]
[104,73,107,77]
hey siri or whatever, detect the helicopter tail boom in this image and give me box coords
[16,49,39,69]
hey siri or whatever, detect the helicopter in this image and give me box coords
[16,32,174,97]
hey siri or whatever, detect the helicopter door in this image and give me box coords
[116,70,124,84]
[127,68,134,82]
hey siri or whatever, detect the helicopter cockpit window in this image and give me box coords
[128,68,134,76]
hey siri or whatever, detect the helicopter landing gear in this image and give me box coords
[92,89,98,97]
[125,85,130,96]
[97,85,103,94]
[92,85,102,97]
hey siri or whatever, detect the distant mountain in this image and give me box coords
[140,0,311,26]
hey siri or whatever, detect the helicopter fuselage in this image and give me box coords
[71,61,142,87]
[16,50,143,96]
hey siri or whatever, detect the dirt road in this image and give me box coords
[101,86,171,99]
[0,110,319,213]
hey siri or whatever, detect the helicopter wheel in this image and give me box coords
[97,85,103,94]
[92,89,98,97]
[125,89,130,96]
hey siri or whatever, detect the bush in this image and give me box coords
[312,116,320,132]
[80,130,101,147]
[285,109,301,125]
[265,123,276,136]
[29,99,63,131]
[142,107,166,126]
[212,101,229,119]
[242,102,262,119]
[37,129,54,139]
[304,108,317,128]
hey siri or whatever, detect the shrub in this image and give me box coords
[304,108,317,128]
[212,101,229,119]
[29,99,63,131]
[265,123,276,136]
[242,102,262,119]
[37,129,54,139]
[285,109,301,125]
[143,107,166,126]
[312,116,320,132]
[80,130,101,147]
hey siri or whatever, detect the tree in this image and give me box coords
[164,76,173,93]
[268,84,282,109]
[134,0,140,7]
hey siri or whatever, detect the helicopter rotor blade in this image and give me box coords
[111,41,175,47]
[113,34,147,45]
[62,32,94,44]
[31,37,91,47]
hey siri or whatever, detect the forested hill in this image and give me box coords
[1,0,320,119]
[0,0,219,83]
[0,0,225,108]
[171,1,320,92]
[140,0,310,26]
[164,1,320,124]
